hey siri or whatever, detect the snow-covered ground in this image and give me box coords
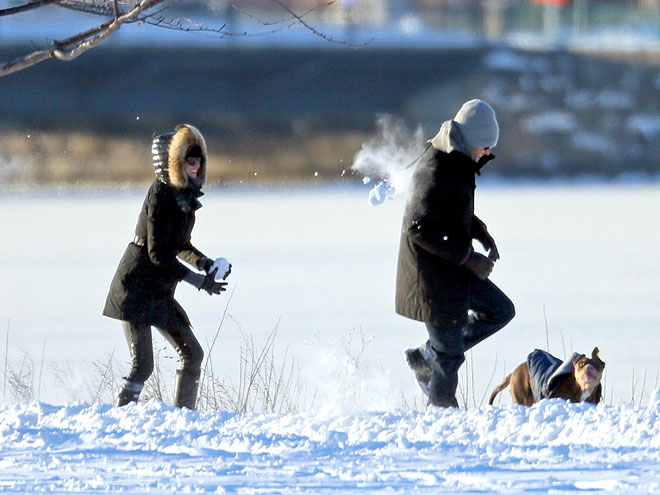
[1,183,660,492]
[1,395,659,493]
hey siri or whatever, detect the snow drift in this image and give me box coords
[1,393,659,493]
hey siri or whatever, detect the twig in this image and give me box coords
[0,0,167,76]
[641,367,648,405]
[235,0,335,27]
[142,346,170,403]
[90,349,117,404]
[7,349,34,402]
[198,285,236,408]
[203,286,236,373]
[458,354,469,408]
[478,354,498,408]
[53,0,166,61]
[3,320,9,402]
[37,340,46,401]
[267,0,373,48]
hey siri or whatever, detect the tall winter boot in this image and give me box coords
[427,353,464,408]
[116,378,143,407]
[173,369,201,410]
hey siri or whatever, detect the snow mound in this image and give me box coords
[1,395,659,493]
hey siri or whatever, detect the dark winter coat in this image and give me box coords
[103,124,208,328]
[527,349,580,402]
[395,147,493,328]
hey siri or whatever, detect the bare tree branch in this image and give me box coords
[0,0,166,76]
[234,0,335,27]
[53,0,166,61]
[266,0,373,48]
[57,0,239,38]
[0,0,370,77]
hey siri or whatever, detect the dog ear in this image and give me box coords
[592,347,604,366]
[573,354,586,366]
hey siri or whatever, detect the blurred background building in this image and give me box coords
[2,0,660,185]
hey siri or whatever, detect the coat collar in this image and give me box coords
[443,149,495,176]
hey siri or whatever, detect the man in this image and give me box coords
[395,99,515,407]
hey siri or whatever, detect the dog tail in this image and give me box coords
[488,373,512,405]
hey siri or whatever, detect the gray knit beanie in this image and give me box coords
[453,99,499,149]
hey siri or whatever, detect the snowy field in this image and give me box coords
[1,182,660,492]
[1,395,659,494]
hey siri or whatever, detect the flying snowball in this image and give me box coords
[368,181,391,206]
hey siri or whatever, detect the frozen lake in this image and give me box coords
[0,182,658,410]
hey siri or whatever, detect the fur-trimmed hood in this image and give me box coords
[151,124,208,189]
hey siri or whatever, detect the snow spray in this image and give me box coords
[351,115,428,206]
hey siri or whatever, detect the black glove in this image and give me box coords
[199,268,227,295]
[198,257,214,274]
[464,252,494,280]
[199,257,232,280]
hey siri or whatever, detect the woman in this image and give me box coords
[103,124,228,409]
[396,100,515,407]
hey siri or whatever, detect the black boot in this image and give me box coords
[427,353,464,408]
[173,369,200,409]
[116,378,143,407]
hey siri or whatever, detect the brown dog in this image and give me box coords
[489,347,605,406]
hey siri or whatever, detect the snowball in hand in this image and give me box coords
[211,257,231,280]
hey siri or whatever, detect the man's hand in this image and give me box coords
[465,252,494,280]
[479,232,500,262]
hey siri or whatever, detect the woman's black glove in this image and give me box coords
[198,257,214,274]
[198,257,232,280]
[184,269,227,295]
[199,268,227,295]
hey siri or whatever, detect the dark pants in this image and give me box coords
[426,277,515,406]
[122,319,204,385]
